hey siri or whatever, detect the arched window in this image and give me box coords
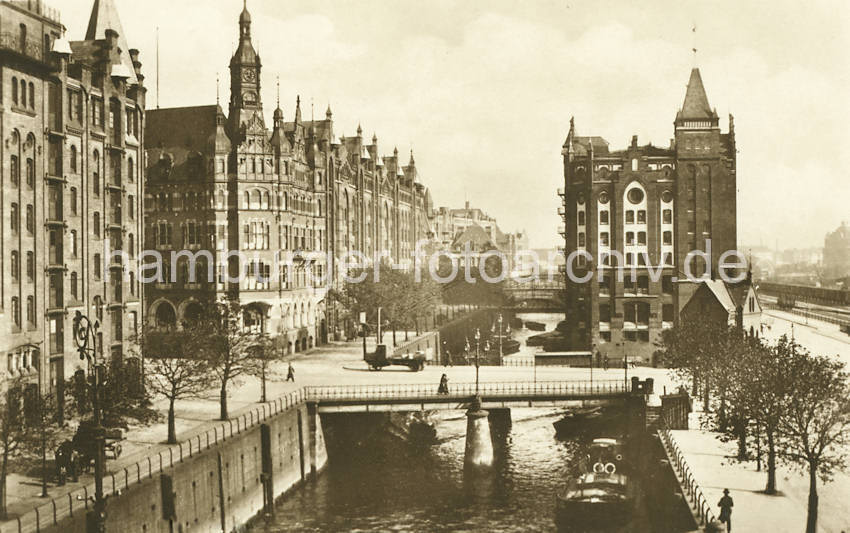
[243,191,250,209]
[70,145,77,173]
[71,272,79,299]
[93,212,100,237]
[10,251,19,280]
[11,77,18,105]
[19,79,26,107]
[251,190,260,209]
[28,82,34,109]
[127,157,134,181]
[261,191,269,210]
[128,233,135,258]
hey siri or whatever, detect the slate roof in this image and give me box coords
[451,223,496,252]
[145,105,226,162]
[677,68,716,120]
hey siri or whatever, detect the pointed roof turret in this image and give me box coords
[677,68,717,122]
[232,0,258,65]
[409,149,415,166]
[295,95,302,123]
[326,104,333,120]
[356,123,363,137]
[84,0,138,85]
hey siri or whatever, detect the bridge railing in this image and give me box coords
[658,423,717,527]
[304,379,628,402]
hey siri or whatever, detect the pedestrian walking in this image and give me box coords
[718,488,733,531]
[603,356,609,371]
[438,374,449,394]
[286,363,295,382]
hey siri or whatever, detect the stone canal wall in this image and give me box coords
[29,393,327,533]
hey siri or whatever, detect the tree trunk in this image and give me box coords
[219,383,229,420]
[806,461,819,533]
[765,428,777,494]
[405,328,409,341]
[1,450,7,519]
[167,399,177,444]
[718,391,728,432]
[392,326,397,347]
[702,375,710,412]
[691,372,699,398]
[260,365,267,404]
[736,416,747,461]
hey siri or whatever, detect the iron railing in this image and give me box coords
[657,425,716,527]
[304,379,627,402]
[0,389,309,533]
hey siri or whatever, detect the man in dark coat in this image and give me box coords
[718,488,733,531]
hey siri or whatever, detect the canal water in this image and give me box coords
[250,408,672,532]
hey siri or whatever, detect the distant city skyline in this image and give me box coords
[58,0,850,248]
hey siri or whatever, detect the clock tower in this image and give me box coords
[228,1,264,142]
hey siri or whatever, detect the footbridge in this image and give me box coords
[305,379,650,413]
[503,280,564,311]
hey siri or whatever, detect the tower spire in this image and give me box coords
[276,75,280,109]
[216,72,220,106]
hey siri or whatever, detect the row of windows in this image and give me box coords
[10,77,35,110]
[598,274,675,294]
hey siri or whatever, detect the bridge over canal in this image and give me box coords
[503,280,564,311]
[306,379,642,413]
[307,378,655,467]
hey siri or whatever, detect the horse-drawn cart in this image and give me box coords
[55,420,124,484]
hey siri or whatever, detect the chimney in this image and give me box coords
[631,135,638,149]
[104,29,119,50]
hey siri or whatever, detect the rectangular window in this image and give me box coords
[94,254,102,279]
[600,232,609,246]
[625,232,635,245]
[663,231,672,245]
[663,304,674,322]
[638,275,649,294]
[662,275,673,294]
[599,304,611,322]
[49,317,63,354]
[600,210,609,225]
[625,211,635,224]
[624,277,635,293]
[637,231,646,245]
[637,210,646,224]
[663,209,672,224]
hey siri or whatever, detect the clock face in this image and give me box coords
[242,69,256,82]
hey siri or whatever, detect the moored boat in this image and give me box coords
[555,472,636,530]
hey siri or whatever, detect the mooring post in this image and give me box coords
[464,397,494,468]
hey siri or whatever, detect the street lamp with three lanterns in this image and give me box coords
[73,311,107,532]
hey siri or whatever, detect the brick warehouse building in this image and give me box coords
[144,3,432,351]
[558,68,737,364]
[1,0,145,407]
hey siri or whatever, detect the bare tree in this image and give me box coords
[192,300,262,420]
[144,353,213,444]
[779,349,850,533]
[0,379,26,519]
[247,334,282,404]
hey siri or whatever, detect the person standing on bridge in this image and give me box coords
[286,363,295,382]
[718,488,733,531]
[438,374,449,394]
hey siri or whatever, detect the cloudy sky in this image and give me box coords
[61,0,850,249]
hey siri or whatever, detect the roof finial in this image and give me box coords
[326,103,333,120]
[276,75,280,109]
[311,97,314,122]
[691,23,698,66]
[216,72,220,106]
[357,123,362,136]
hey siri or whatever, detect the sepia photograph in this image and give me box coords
[0,0,848,531]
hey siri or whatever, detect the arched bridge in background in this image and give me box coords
[503,279,564,312]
